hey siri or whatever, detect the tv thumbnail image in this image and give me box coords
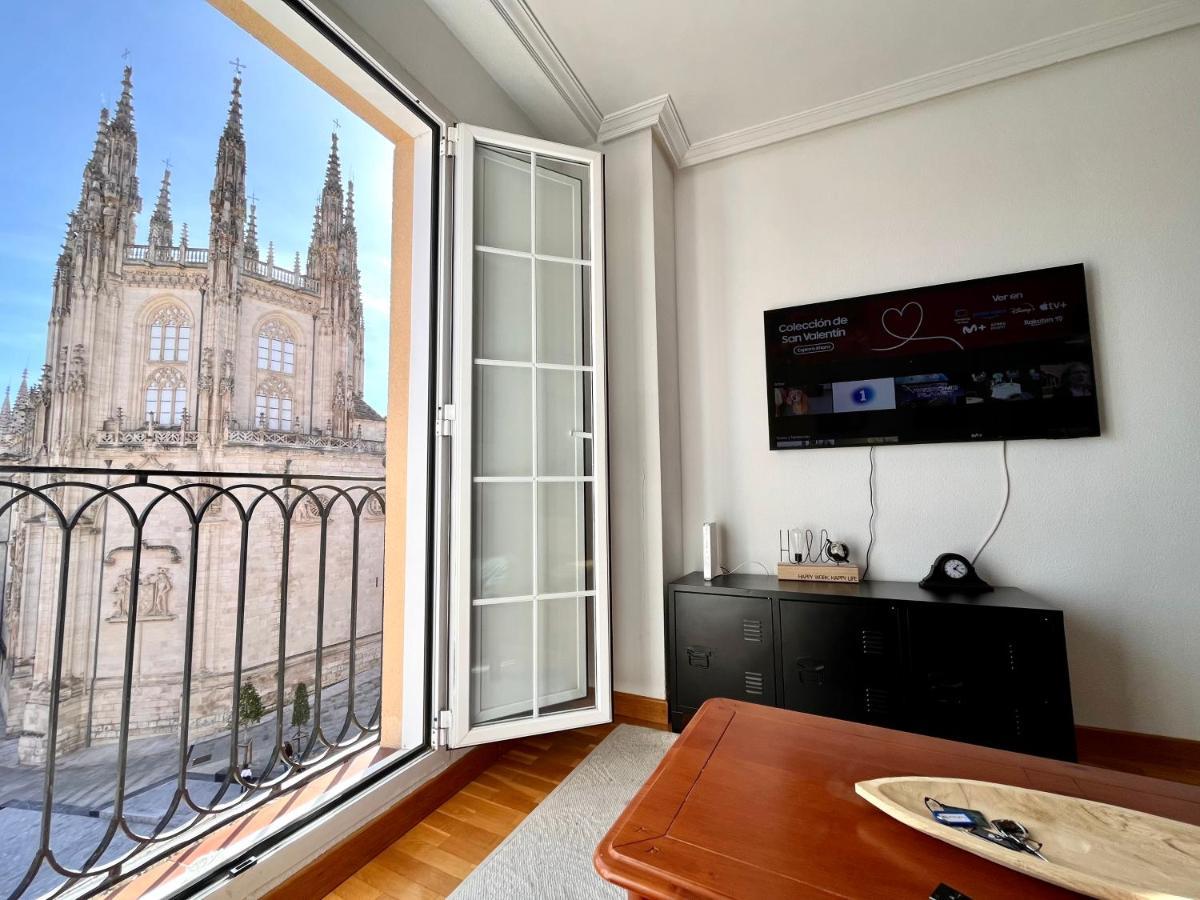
[831,378,896,413]
[1039,361,1094,399]
[773,383,833,416]
[774,378,898,416]
[895,373,964,408]
[966,368,1044,402]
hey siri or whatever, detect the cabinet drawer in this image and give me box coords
[672,592,775,709]
[779,599,900,726]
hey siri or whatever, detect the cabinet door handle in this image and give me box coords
[686,646,712,668]
[796,657,827,686]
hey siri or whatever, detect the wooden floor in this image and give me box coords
[326,717,666,900]
[1078,736,1200,786]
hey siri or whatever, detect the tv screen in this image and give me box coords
[764,264,1100,449]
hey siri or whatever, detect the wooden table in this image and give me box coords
[594,699,1200,899]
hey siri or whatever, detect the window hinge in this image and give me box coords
[436,709,452,747]
[437,403,456,437]
[443,126,458,157]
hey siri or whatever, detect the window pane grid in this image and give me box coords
[256,388,293,431]
[467,140,598,731]
[147,309,192,361]
[257,331,296,373]
[144,381,186,426]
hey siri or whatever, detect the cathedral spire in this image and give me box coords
[68,66,141,276]
[308,134,345,283]
[153,167,172,220]
[112,65,134,131]
[0,386,10,433]
[344,180,356,231]
[341,179,360,284]
[245,200,259,258]
[209,73,247,259]
[15,369,29,407]
[324,132,342,191]
[87,108,110,170]
[147,165,174,256]
[225,74,244,140]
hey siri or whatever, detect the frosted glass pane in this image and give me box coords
[475,146,531,253]
[472,483,532,600]
[474,252,531,362]
[535,157,589,260]
[474,365,531,477]
[538,482,593,595]
[537,595,593,713]
[472,601,532,725]
[536,260,590,366]
[537,369,591,477]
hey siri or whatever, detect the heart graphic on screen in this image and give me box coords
[872,300,964,352]
[881,302,924,343]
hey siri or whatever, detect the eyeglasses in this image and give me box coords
[925,798,1047,862]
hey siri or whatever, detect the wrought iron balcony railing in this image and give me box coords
[0,464,386,898]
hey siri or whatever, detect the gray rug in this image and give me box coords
[450,724,677,899]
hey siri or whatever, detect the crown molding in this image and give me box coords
[680,1,1200,167]
[488,0,603,137]
[485,0,1199,169]
[597,94,690,167]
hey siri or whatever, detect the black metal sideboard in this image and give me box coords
[666,572,1076,760]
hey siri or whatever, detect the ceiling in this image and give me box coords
[423,0,1200,165]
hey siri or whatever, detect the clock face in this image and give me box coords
[943,558,969,579]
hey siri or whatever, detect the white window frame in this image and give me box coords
[446,124,609,749]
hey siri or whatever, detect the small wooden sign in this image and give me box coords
[777,562,861,583]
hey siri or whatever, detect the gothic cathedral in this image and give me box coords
[0,68,387,765]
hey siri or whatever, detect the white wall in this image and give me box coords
[603,130,683,700]
[673,28,1200,739]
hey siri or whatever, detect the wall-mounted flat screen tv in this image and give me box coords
[764,264,1100,449]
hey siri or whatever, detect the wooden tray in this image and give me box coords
[856,776,1200,899]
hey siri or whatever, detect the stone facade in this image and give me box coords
[0,68,386,765]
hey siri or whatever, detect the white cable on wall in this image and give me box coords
[862,445,878,579]
[972,440,1011,565]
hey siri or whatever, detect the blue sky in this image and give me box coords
[0,1,394,412]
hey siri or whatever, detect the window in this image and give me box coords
[257,320,296,373]
[144,366,187,426]
[255,376,293,431]
[0,2,435,896]
[148,304,192,361]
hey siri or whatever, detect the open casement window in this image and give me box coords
[447,125,608,747]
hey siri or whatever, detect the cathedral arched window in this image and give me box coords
[147,304,192,362]
[144,367,187,427]
[255,376,294,432]
[257,320,296,374]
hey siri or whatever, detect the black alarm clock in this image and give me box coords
[919,552,993,594]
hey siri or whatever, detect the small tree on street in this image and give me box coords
[290,682,311,742]
[238,683,265,767]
